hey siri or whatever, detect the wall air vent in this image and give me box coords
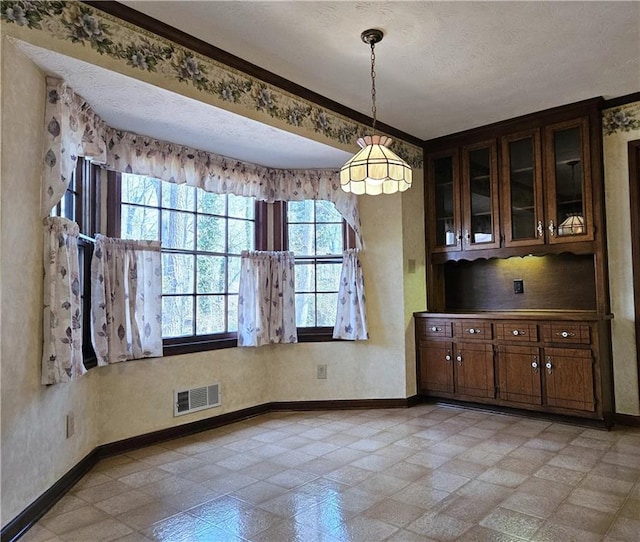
[174,384,220,417]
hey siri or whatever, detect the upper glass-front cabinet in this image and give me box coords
[545,118,594,243]
[462,141,500,250]
[501,130,544,247]
[429,150,461,252]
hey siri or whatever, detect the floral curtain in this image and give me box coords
[333,249,368,341]
[91,235,163,365]
[238,251,297,347]
[42,217,86,385]
[41,78,363,246]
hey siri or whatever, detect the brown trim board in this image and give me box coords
[629,140,640,410]
[1,398,416,542]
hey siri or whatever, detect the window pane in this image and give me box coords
[228,255,241,294]
[289,223,315,255]
[316,223,343,255]
[295,262,315,293]
[162,296,193,337]
[227,294,238,332]
[121,205,159,240]
[162,182,195,212]
[316,293,337,326]
[315,200,342,223]
[295,293,316,327]
[197,191,226,215]
[287,200,315,223]
[196,295,225,334]
[162,210,194,250]
[122,175,160,206]
[197,255,225,293]
[162,253,194,294]
[228,194,254,219]
[317,263,341,292]
[197,215,226,253]
[228,218,254,255]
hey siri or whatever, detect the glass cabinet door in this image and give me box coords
[429,150,460,252]
[545,118,593,243]
[462,141,499,250]
[501,130,544,247]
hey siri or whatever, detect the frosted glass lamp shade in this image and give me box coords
[558,213,585,236]
[340,135,412,195]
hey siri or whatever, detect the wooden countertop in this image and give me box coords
[413,311,613,321]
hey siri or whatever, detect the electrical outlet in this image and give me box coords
[513,279,524,294]
[317,364,327,379]
[66,413,75,438]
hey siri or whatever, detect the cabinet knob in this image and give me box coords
[546,358,553,374]
[556,330,575,339]
[512,329,525,336]
[430,326,441,332]
[456,354,463,364]
[537,220,544,238]
[445,354,452,362]
[531,359,539,372]
[548,220,556,237]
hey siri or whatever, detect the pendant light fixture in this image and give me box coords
[557,159,585,236]
[340,29,412,195]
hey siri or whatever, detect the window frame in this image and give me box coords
[107,171,268,355]
[282,201,356,342]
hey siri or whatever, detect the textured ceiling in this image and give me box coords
[121,0,640,140]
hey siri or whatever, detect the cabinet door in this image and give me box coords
[501,130,545,247]
[454,342,495,398]
[544,118,594,243]
[418,341,454,394]
[462,140,500,250]
[543,347,595,411]
[497,346,542,405]
[428,150,461,252]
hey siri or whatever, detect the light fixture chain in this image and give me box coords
[370,41,377,132]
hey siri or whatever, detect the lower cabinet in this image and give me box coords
[418,340,494,399]
[416,313,610,423]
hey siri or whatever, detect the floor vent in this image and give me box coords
[174,384,220,416]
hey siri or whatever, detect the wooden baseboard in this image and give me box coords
[1,449,98,542]
[613,413,640,427]
[1,397,416,542]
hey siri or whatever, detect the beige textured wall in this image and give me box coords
[1,39,100,524]
[603,102,640,416]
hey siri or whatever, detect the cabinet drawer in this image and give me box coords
[417,319,452,338]
[542,323,591,345]
[495,322,538,342]
[454,321,492,340]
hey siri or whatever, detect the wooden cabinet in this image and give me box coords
[415,313,612,425]
[425,99,602,259]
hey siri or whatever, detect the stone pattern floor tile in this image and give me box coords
[24,405,640,541]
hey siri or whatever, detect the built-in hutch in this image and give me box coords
[416,98,614,426]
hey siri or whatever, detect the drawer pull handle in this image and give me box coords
[456,354,463,364]
[512,330,526,336]
[531,359,539,373]
[467,328,481,335]
[556,331,576,339]
[546,358,553,374]
[445,354,452,362]
[537,220,544,238]
[549,220,556,237]
[430,326,441,332]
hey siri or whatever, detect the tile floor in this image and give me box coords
[23,404,640,542]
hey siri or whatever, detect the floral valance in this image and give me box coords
[41,78,362,244]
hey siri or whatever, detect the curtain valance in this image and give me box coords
[41,77,362,244]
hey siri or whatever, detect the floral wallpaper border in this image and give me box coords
[603,102,640,137]
[1,1,423,168]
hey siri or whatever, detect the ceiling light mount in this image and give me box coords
[360,28,384,46]
[340,28,412,196]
